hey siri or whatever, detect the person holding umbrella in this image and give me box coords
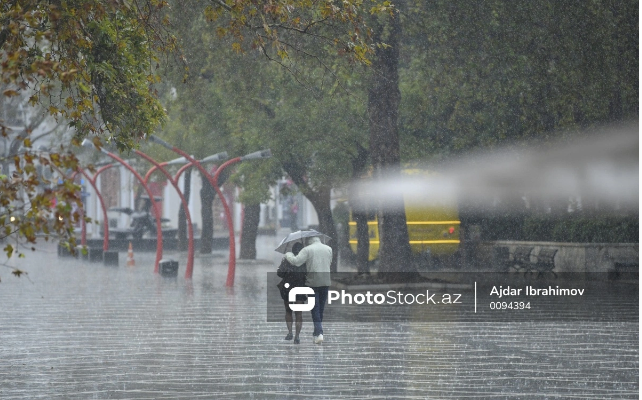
[276,242,307,344]
[282,231,332,345]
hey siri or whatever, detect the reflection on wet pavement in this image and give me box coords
[0,238,637,399]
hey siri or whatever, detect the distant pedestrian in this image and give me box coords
[277,242,307,344]
[289,200,299,230]
[286,236,332,344]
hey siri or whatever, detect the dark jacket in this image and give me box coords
[276,257,307,301]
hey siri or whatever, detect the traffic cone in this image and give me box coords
[126,242,136,267]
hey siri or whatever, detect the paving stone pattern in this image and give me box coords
[0,239,637,399]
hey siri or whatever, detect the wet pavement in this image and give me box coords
[0,232,638,399]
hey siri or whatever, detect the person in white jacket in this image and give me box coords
[285,236,332,344]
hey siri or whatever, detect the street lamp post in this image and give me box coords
[148,135,270,286]
[142,156,187,184]
[210,150,271,287]
[135,151,197,278]
[142,153,227,279]
[72,164,113,251]
[82,140,165,272]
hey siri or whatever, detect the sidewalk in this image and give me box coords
[0,240,637,399]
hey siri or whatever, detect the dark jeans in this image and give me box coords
[310,286,329,336]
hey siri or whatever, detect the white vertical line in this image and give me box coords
[475,282,477,313]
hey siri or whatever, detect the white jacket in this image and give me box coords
[285,237,332,287]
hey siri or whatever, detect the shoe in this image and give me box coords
[293,337,300,344]
[313,334,324,344]
[285,333,293,340]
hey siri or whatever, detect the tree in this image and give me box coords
[350,0,637,274]
[398,0,638,157]
[394,0,637,263]
[154,0,387,267]
[150,1,239,254]
[1,0,394,277]
[201,0,392,78]
[0,1,173,273]
[0,83,64,173]
[347,142,370,274]
[220,60,370,271]
[0,81,83,278]
[1,1,170,147]
[366,2,414,275]
[239,202,260,259]
[233,161,280,259]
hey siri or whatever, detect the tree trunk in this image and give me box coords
[306,187,339,273]
[199,167,231,254]
[349,143,370,274]
[200,171,215,254]
[239,202,261,259]
[368,5,415,275]
[177,167,191,251]
[282,161,339,272]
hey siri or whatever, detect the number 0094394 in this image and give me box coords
[489,302,531,310]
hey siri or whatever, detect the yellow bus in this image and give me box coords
[348,169,460,261]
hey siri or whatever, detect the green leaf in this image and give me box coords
[4,244,14,258]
